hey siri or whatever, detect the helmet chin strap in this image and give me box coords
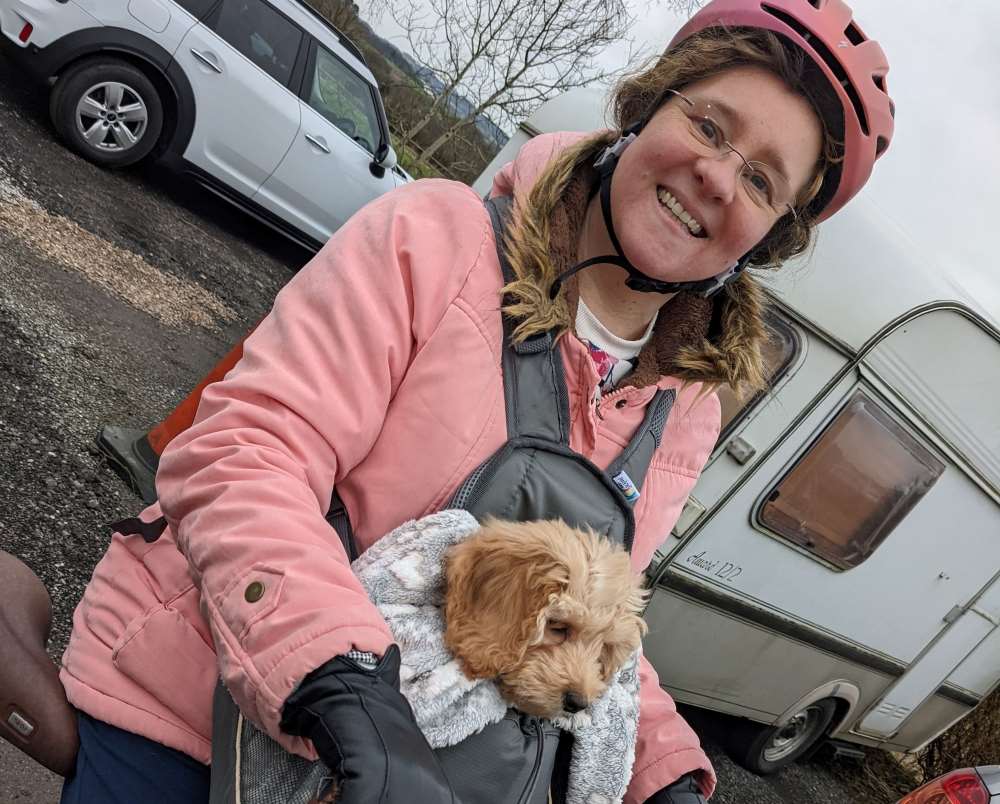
[548,129,752,301]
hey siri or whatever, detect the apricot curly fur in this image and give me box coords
[444,518,648,718]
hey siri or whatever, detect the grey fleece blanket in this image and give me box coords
[237,510,640,804]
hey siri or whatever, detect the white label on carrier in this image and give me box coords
[612,470,640,503]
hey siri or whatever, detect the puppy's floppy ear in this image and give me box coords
[599,550,649,680]
[444,519,568,679]
[600,605,647,679]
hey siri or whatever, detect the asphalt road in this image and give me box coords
[0,53,887,804]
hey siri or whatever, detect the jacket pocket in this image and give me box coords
[112,605,217,739]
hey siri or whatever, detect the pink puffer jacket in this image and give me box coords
[60,132,723,801]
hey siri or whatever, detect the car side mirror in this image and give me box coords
[370,143,398,179]
[375,143,397,170]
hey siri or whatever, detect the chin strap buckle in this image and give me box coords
[594,132,637,173]
[700,256,751,298]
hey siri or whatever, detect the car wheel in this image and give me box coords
[50,58,164,168]
[727,698,837,775]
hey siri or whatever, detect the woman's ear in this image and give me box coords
[443,520,568,679]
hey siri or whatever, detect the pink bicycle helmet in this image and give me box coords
[669,0,894,221]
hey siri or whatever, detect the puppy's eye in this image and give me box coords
[545,622,570,643]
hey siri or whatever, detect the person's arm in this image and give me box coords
[625,656,716,803]
[155,179,491,759]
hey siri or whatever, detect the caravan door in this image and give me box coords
[643,306,1000,748]
[852,308,1000,742]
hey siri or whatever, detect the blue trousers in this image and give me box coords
[60,711,210,804]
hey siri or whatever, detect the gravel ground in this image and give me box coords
[0,54,883,803]
[0,52,303,803]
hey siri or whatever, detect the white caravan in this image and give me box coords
[473,1,1000,773]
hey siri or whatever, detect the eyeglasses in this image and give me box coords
[664,89,799,222]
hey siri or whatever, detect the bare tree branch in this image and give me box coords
[388,0,632,165]
[660,0,707,16]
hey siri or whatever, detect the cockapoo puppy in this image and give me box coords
[444,517,648,720]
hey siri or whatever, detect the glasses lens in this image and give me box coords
[741,161,792,212]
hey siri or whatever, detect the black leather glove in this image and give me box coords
[645,772,708,804]
[280,644,457,803]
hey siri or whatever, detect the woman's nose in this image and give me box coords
[563,692,588,713]
[693,151,739,205]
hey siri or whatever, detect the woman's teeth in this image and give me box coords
[657,188,704,236]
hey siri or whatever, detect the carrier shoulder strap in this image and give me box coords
[485,195,674,499]
[486,195,570,444]
[326,488,358,562]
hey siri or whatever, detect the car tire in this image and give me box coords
[50,58,164,168]
[726,698,838,775]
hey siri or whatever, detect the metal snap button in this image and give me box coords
[615,399,628,409]
[244,581,265,603]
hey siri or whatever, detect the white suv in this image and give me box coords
[0,0,407,249]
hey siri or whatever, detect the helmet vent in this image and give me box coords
[762,4,870,136]
[875,136,888,157]
[844,23,864,46]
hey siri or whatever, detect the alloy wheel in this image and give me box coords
[74,81,149,154]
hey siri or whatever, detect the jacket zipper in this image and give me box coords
[516,717,546,804]
[592,387,604,421]
[593,385,633,424]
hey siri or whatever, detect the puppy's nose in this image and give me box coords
[562,692,588,714]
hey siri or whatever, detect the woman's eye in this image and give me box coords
[748,171,772,198]
[696,118,720,143]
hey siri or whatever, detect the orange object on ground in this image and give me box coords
[147,334,250,455]
[96,325,258,503]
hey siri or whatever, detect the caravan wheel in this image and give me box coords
[728,698,837,775]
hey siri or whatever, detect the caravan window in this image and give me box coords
[716,311,798,443]
[758,391,945,570]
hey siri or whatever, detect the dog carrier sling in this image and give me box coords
[190,195,674,804]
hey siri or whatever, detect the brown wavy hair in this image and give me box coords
[502,26,842,346]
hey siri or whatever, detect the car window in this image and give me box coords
[174,0,216,18]
[306,45,381,153]
[208,0,302,86]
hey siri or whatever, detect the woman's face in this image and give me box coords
[609,65,823,283]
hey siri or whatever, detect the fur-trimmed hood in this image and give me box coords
[490,131,769,396]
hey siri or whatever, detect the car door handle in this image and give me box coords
[190,49,223,74]
[304,134,331,154]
